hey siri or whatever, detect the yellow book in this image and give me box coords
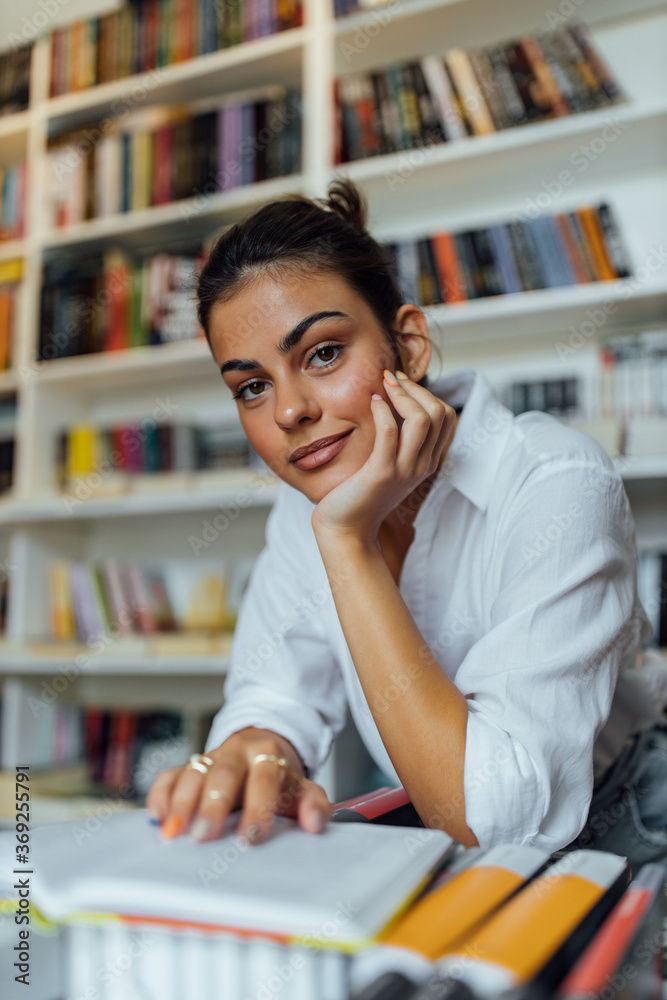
[48,559,76,640]
[0,258,23,284]
[66,425,99,479]
[444,48,496,135]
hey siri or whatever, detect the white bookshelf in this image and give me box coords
[0,0,665,803]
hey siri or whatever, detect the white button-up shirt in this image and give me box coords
[205,367,667,851]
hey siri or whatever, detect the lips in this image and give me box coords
[289,430,352,463]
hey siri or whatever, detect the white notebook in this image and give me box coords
[3,809,454,950]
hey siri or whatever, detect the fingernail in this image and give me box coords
[383,369,398,385]
[371,393,382,400]
[243,823,263,845]
[310,808,327,834]
[396,370,408,379]
[161,815,184,840]
[147,808,161,825]
[190,817,211,841]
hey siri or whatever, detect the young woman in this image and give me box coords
[147,179,667,871]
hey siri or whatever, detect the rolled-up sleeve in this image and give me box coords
[456,457,652,851]
[204,484,348,777]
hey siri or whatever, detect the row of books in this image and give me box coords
[84,707,215,793]
[57,421,257,487]
[39,249,205,359]
[48,0,303,97]
[46,89,302,227]
[505,378,579,419]
[638,551,667,650]
[48,556,235,643]
[0,42,32,116]
[600,330,667,421]
[0,161,27,241]
[386,203,630,307]
[8,804,665,1000]
[335,23,623,162]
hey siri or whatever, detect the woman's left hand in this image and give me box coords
[311,370,457,545]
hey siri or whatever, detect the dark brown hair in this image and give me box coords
[196,177,439,387]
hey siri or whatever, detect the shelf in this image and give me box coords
[423,276,667,355]
[0,240,26,263]
[343,101,667,231]
[39,27,308,134]
[0,643,230,675]
[0,469,280,523]
[31,337,214,386]
[40,173,310,257]
[615,456,667,481]
[0,371,17,394]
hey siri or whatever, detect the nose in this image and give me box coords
[273,375,319,430]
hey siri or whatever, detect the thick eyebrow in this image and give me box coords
[219,311,351,377]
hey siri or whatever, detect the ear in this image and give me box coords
[393,303,432,381]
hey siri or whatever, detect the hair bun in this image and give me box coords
[323,178,368,233]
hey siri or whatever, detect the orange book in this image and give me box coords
[71,20,85,92]
[431,232,468,303]
[576,206,618,281]
[0,290,13,370]
[556,214,591,284]
[353,845,550,990]
[520,34,570,117]
[434,851,630,996]
[103,249,133,350]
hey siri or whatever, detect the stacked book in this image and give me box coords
[0,799,663,1000]
[335,23,623,162]
[39,249,205,358]
[45,89,301,227]
[48,0,304,96]
[0,42,32,116]
[385,202,630,306]
[0,162,27,242]
[599,330,667,423]
[47,556,235,642]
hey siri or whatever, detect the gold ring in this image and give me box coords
[187,753,214,775]
[251,753,287,771]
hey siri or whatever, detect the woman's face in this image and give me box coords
[207,269,425,505]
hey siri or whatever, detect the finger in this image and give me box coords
[145,767,182,823]
[160,765,213,839]
[295,778,333,834]
[391,374,456,474]
[188,758,246,842]
[381,370,435,474]
[239,757,291,845]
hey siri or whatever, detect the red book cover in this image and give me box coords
[145,0,159,71]
[105,710,138,787]
[50,28,61,98]
[431,232,468,303]
[153,126,172,205]
[104,250,132,350]
[84,707,104,783]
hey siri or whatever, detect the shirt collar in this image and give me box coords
[428,367,514,512]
